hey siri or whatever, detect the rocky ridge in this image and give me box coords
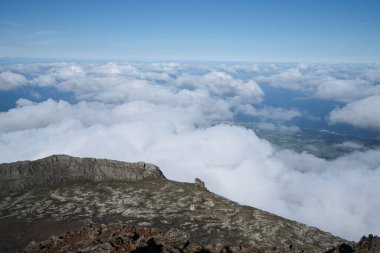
[0,155,164,192]
[0,155,363,252]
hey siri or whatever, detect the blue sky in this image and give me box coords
[0,0,379,62]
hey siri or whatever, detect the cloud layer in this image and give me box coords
[329,95,380,132]
[1,62,380,240]
[256,63,380,103]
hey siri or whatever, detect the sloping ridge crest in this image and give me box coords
[0,154,165,192]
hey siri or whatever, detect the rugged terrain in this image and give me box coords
[21,225,380,253]
[0,155,367,252]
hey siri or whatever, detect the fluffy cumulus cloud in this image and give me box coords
[175,70,264,105]
[329,95,380,131]
[256,63,380,102]
[216,63,260,74]
[0,71,28,90]
[255,63,380,131]
[0,62,380,240]
[333,141,364,150]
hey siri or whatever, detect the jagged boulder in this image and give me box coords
[355,235,380,253]
[323,235,380,253]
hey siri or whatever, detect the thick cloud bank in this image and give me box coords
[1,62,380,240]
[329,95,380,131]
[256,63,380,103]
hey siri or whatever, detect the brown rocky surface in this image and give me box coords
[22,224,209,253]
[0,155,363,252]
[21,225,380,253]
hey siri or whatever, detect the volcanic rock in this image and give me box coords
[0,155,352,252]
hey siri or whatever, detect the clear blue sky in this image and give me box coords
[0,0,379,62]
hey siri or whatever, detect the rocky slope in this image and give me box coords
[0,155,354,252]
[22,224,243,253]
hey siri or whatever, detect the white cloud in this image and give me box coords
[255,122,300,133]
[176,71,264,105]
[0,71,27,90]
[0,63,43,74]
[364,67,380,81]
[237,105,301,121]
[217,64,260,73]
[0,97,230,133]
[0,99,111,132]
[329,95,380,132]
[1,63,263,116]
[30,74,56,87]
[314,79,374,102]
[15,98,36,107]
[333,141,364,150]
[256,64,380,102]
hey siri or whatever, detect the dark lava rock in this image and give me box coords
[323,235,380,253]
[356,235,380,253]
[339,243,354,253]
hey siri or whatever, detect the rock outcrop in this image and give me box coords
[0,154,164,192]
[0,155,352,252]
[356,235,380,253]
[324,235,380,253]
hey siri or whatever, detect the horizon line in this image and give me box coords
[1,56,379,65]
